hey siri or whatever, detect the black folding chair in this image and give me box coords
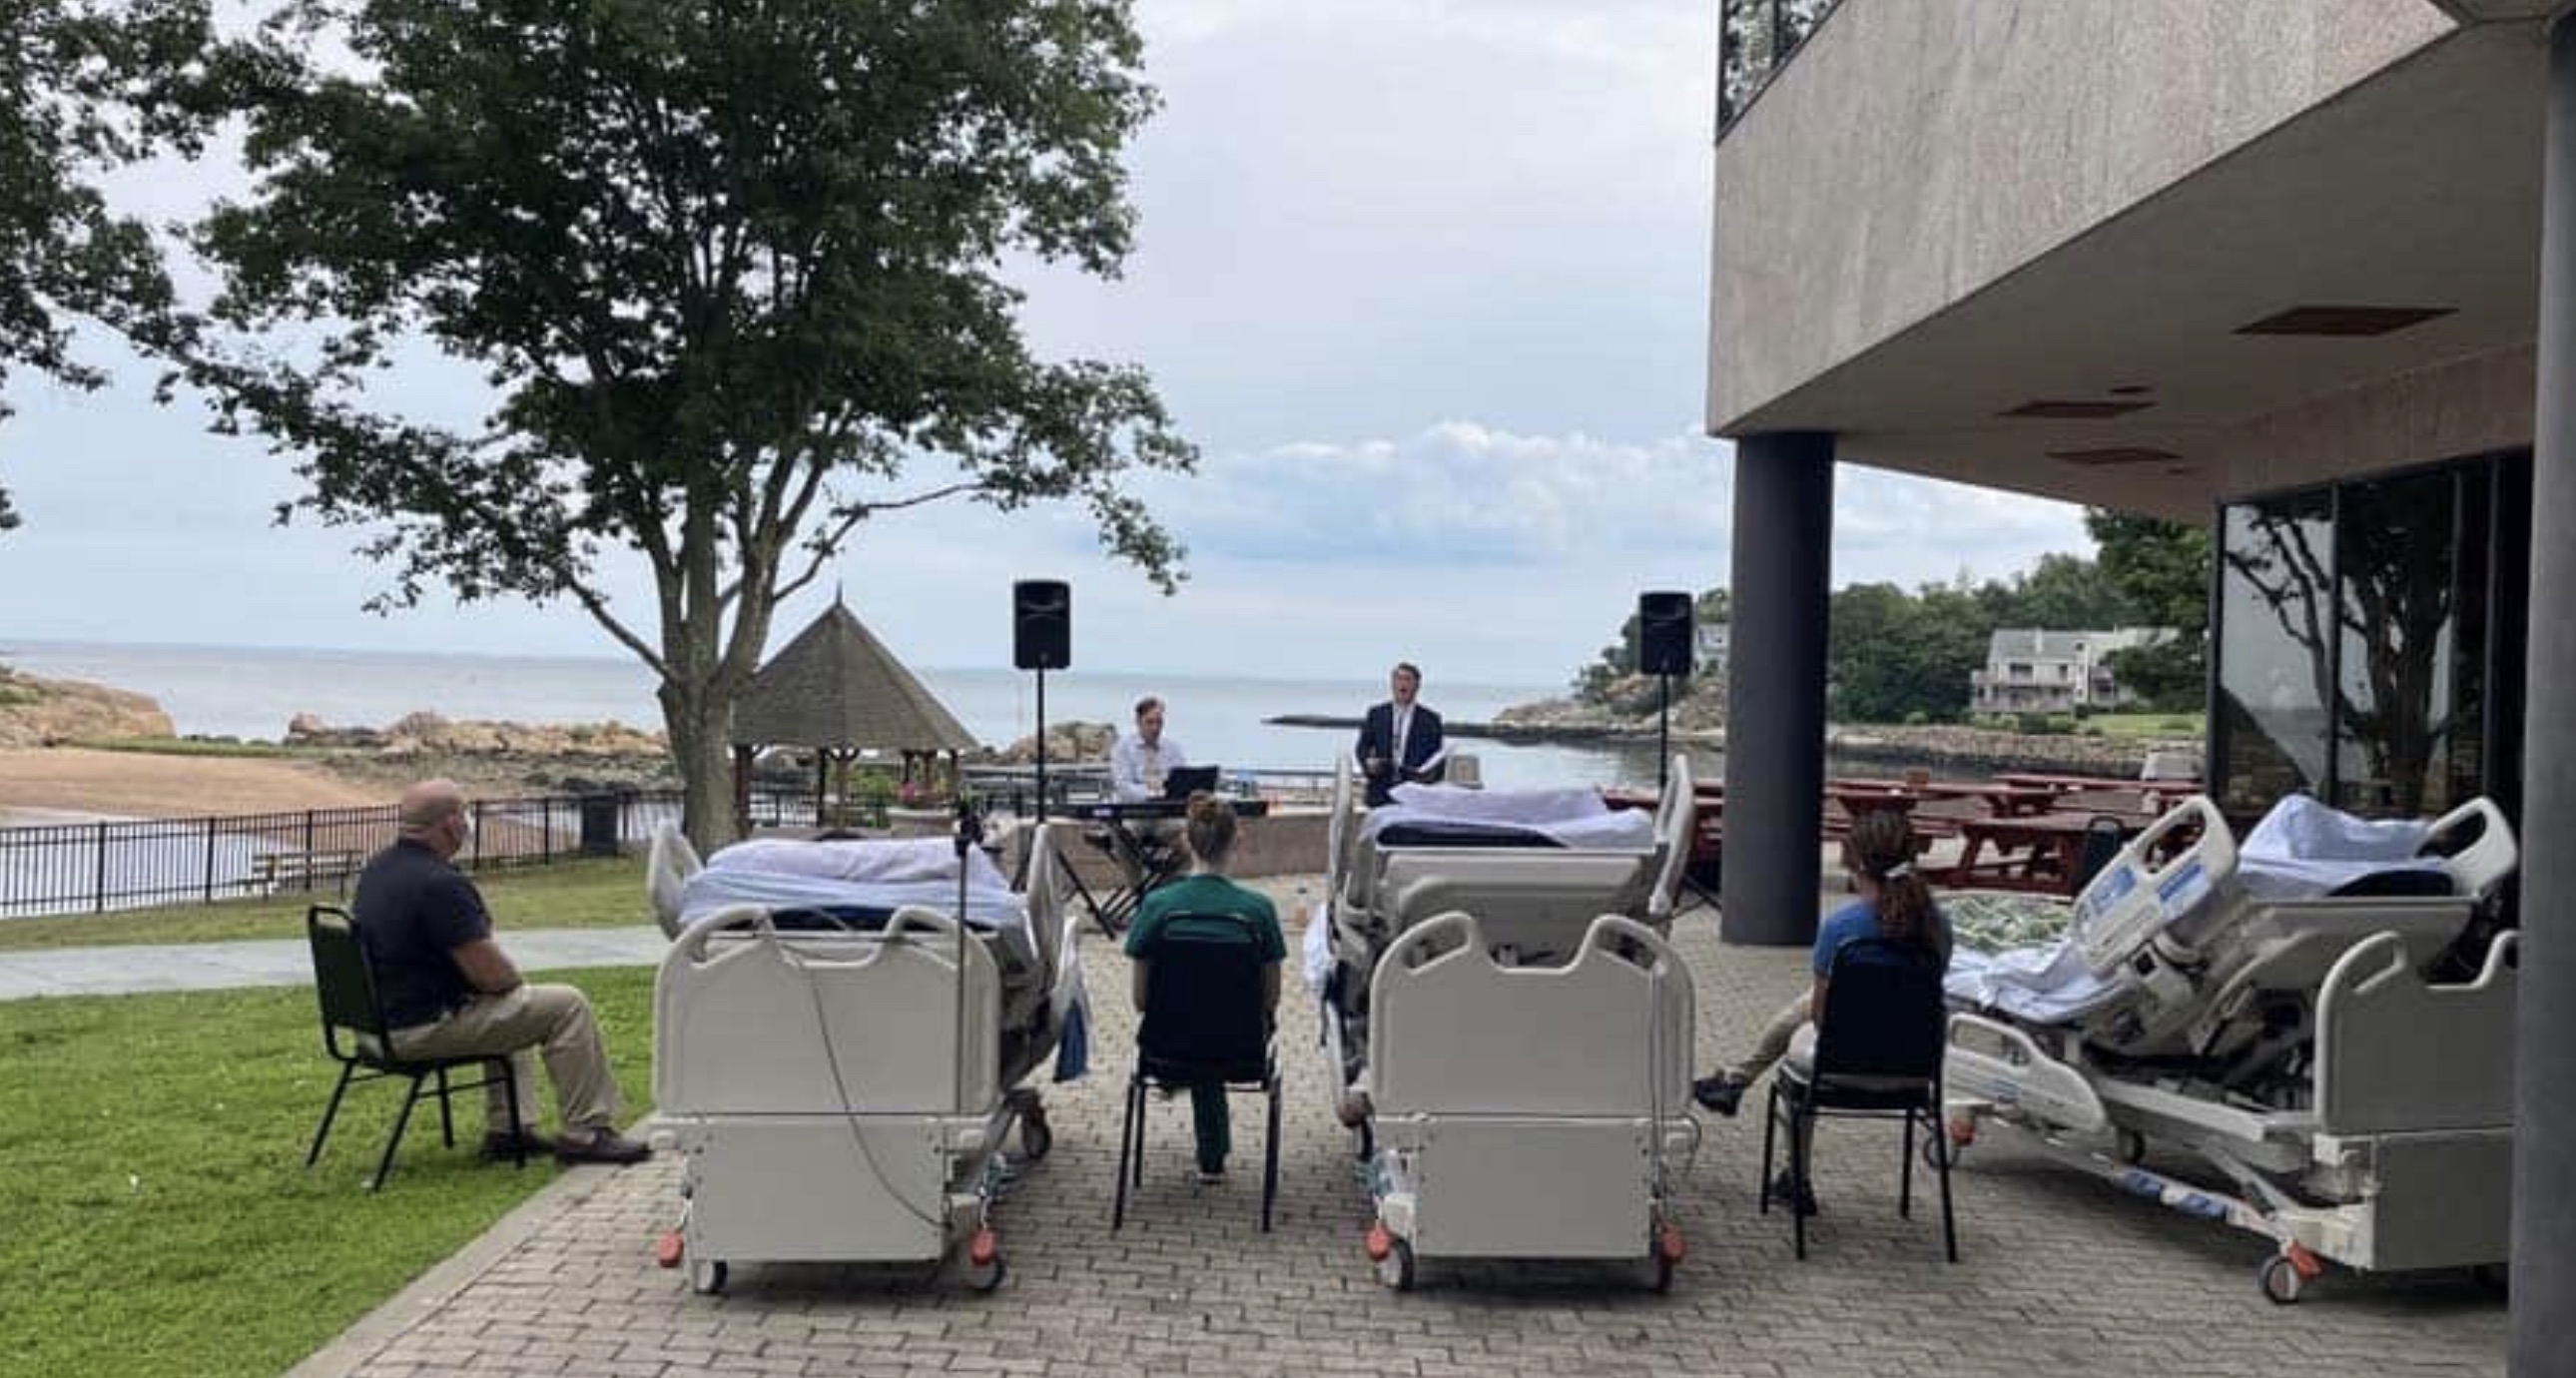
[1761,935,1958,1261]
[305,906,526,1189]
[2074,814,2129,892]
[1112,916,1283,1232]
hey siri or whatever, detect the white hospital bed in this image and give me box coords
[647,821,1088,1293]
[1940,794,2520,1301]
[1311,760,1699,1288]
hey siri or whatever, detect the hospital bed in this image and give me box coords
[1939,794,2520,1301]
[645,821,1089,1294]
[1310,760,1699,1289]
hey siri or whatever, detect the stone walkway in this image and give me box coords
[0,927,670,1001]
[272,889,2505,1378]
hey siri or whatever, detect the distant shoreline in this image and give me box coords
[1267,712,2194,778]
[1263,713,1700,746]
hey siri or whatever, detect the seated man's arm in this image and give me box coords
[1109,738,1146,802]
[451,937,524,997]
[1129,957,1151,1013]
[1261,961,1282,1013]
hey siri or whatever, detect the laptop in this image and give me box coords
[1160,765,1221,800]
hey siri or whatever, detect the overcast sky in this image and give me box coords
[0,0,2091,685]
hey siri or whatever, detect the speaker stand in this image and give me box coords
[1657,672,1672,794]
[1033,667,1049,822]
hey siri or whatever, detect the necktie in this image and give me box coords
[1392,710,1409,768]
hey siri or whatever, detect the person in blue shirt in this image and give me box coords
[1122,791,1285,1183]
[1691,811,1950,1204]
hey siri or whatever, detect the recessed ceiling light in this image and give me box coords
[2046,446,2181,465]
[2108,383,2153,396]
[2002,399,2155,419]
[2236,305,2453,337]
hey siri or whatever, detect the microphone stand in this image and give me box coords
[954,792,978,1119]
[1032,667,1048,823]
[1658,671,1672,794]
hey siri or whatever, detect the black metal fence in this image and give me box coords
[1718,0,1843,135]
[0,789,803,920]
[0,768,1349,921]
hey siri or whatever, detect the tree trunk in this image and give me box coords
[663,679,741,852]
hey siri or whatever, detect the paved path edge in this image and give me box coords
[280,1158,643,1378]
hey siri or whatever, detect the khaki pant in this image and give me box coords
[389,984,620,1134]
[1725,991,1815,1085]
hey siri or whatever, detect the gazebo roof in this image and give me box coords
[734,599,977,753]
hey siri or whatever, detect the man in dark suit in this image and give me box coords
[1354,661,1446,808]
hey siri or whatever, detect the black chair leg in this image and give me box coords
[434,1064,455,1148]
[1132,1076,1149,1188]
[1791,1104,1813,1261]
[1937,1114,1959,1263]
[500,1059,527,1167]
[307,1063,357,1167]
[372,1074,428,1191]
[1899,1108,1916,1220]
[1112,1072,1139,1229]
[1757,1081,1780,1215]
[1261,1076,1282,1233]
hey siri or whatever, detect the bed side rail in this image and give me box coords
[654,904,1002,1117]
[2314,930,2517,1136]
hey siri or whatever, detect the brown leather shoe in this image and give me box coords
[477,1128,557,1162]
[555,1128,652,1165]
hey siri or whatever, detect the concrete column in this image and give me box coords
[2515,13,2576,1373]
[1720,431,1834,946]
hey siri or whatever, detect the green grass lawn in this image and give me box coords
[71,736,306,759]
[0,858,649,952]
[0,966,657,1378]
[2081,712,2207,741]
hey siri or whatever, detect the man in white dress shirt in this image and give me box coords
[1110,696,1189,802]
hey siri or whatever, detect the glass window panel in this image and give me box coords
[2218,491,2335,820]
[2331,469,2461,818]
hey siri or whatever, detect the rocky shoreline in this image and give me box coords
[0,667,177,747]
[1271,686,2200,779]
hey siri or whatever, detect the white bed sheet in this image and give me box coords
[682,836,1026,932]
[1946,795,2445,1023]
[1365,784,1654,851]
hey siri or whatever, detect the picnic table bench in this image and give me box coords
[250,849,366,895]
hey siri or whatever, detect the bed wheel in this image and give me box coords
[690,1258,728,1296]
[1919,1134,1948,1172]
[1019,1110,1053,1161]
[965,1253,1007,1293]
[2258,1254,2304,1305]
[2115,1128,2149,1165]
[1376,1237,1417,1292]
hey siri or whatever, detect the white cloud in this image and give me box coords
[0,0,2102,694]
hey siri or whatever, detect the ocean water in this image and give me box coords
[0,638,1682,792]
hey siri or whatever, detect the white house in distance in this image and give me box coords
[1694,619,1730,675]
[1970,627,2173,713]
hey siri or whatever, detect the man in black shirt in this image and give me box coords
[352,779,648,1165]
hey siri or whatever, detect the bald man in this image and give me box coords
[350,780,649,1165]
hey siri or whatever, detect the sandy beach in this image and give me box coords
[0,748,391,821]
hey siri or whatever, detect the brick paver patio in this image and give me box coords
[302,879,2508,1377]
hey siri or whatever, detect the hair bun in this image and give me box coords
[1185,789,1219,822]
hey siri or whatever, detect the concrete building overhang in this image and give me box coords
[1713,20,2550,520]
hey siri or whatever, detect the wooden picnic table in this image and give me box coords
[1934,811,2135,895]
[1996,771,2204,810]
[1924,781,2066,817]
[1935,806,2202,895]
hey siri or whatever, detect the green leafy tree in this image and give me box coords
[2088,511,2211,712]
[187,0,1197,847]
[1576,587,1729,703]
[0,0,216,533]
[1826,581,1989,723]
